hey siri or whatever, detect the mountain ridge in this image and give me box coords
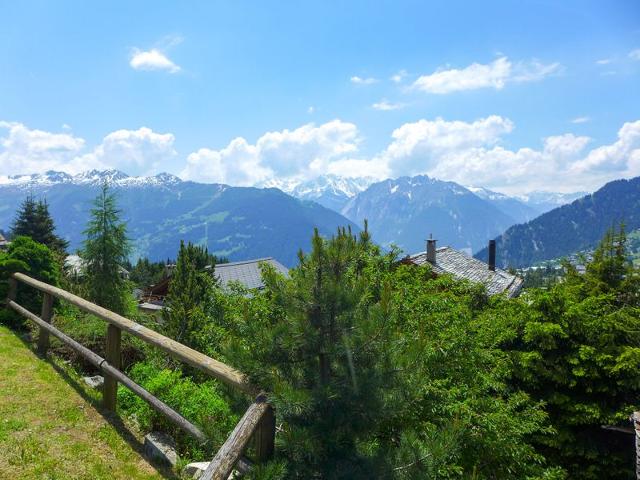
[0,170,359,267]
[475,176,640,268]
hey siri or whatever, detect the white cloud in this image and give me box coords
[372,99,404,111]
[80,127,177,174]
[3,117,639,196]
[369,116,639,194]
[571,116,590,124]
[596,58,612,65]
[0,122,176,177]
[0,121,90,176]
[181,120,361,185]
[130,48,181,73]
[630,49,640,61]
[307,106,315,114]
[350,76,377,85]
[412,57,561,94]
[390,70,408,83]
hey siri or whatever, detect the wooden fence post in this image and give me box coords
[7,277,17,303]
[37,293,54,354]
[254,402,275,462]
[633,412,640,480]
[104,324,122,411]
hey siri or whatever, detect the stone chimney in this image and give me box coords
[488,240,496,271]
[426,238,437,264]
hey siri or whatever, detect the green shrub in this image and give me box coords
[0,236,60,329]
[117,361,238,459]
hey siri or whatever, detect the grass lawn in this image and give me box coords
[0,324,174,480]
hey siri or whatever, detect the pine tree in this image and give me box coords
[11,194,37,239]
[82,183,131,315]
[11,194,68,254]
[163,241,216,349]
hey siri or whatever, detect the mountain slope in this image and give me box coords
[475,177,640,268]
[341,175,518,254]
[0,171,359,267]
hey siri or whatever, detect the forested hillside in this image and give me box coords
[476,176,640,268]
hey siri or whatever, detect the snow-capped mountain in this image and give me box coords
[342,175,518,254]
[263,175,375,212]
[466,186,539,224]
[515,191,588,215]
[0,169,183,189]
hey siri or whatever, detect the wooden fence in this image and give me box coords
[5,272,275,480]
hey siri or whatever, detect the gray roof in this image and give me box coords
[214,257,289,290]
[407,246,523,298]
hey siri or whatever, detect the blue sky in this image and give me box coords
[0,0,639,194]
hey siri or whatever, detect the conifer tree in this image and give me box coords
[11,194,68,254]
[163,241,216,349]
[82,183,131,315]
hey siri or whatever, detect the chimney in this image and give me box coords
[488,240,496,271]
[426,238,437,264]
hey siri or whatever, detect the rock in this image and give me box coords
[183,462,209,479]
[82,375,104,389]
[144,431,178,467]
[182,461,244,479]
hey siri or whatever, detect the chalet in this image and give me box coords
[0,233,10,251]
[404,239,523,298]
[138,257,289,313]
[64,254,130,280]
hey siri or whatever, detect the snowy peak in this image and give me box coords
[3,170,74,186]
[466,186,511,201]
[0,169,185,189]
[73,169,130,185]
[263,175,376,211]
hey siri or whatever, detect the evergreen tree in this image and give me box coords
[163,241,216,350]
[82,183,131,315]
[215,225,555,479]
[11,194,68,254]
[485,225,640,479]
[11,194,37,240]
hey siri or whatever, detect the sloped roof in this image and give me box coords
[214,257,289,290]
[407,246,523,298]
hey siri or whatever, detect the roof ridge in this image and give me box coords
[215,257,275,267]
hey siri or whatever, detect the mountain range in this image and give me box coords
[0,170,359,267]
[475,176,640,268]
[0,169,593,268]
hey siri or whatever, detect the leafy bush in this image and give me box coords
[117,361,238,459]
[0,236,60,328]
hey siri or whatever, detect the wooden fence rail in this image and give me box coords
[4,272,275,476]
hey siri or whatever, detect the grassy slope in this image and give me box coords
[0,325,171,480]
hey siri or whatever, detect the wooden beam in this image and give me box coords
[254,401,275,462]
[103,324,121,411]
[201,395,272,480]
[11,272,252,393]
[7,299,207,443]
[37,293,54,354]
